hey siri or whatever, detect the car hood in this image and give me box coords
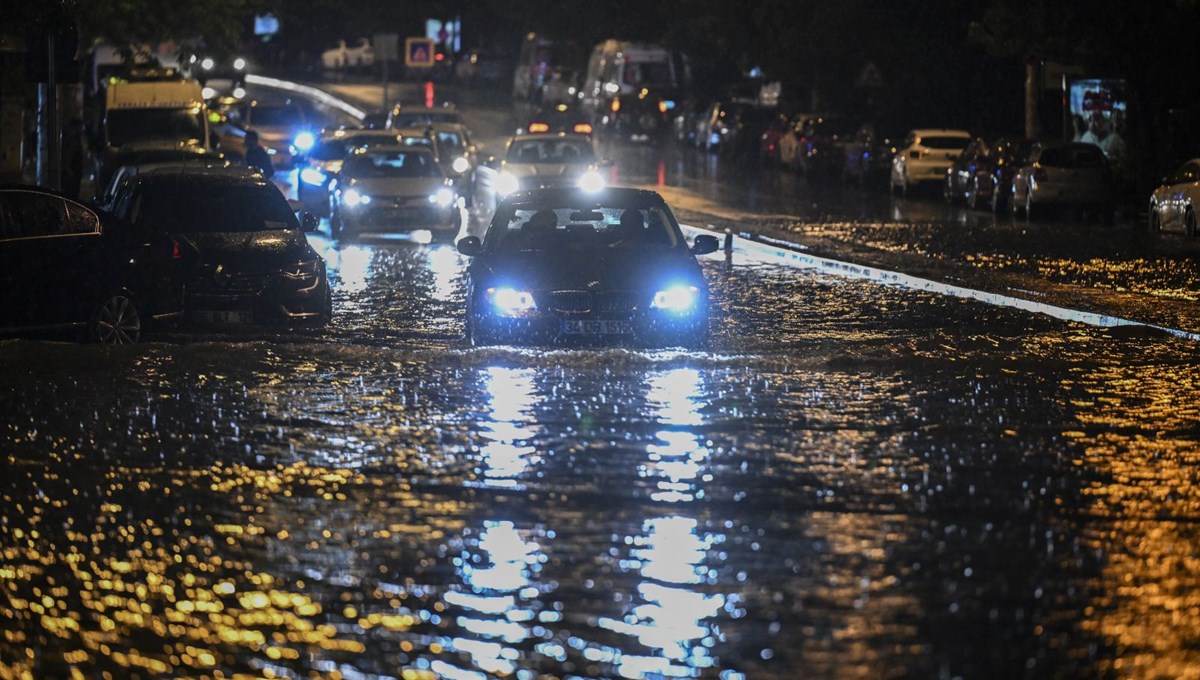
[478,248,702,292]
[504,162,592,180]
[348,176,445,198]
[178,229,316,268]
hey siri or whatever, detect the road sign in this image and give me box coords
[405,38,435,68]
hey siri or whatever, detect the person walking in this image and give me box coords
[243,130,274,179]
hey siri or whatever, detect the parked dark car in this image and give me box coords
[106,168,331,327]
[456,187,719,347]
[944,137,1034,211]
[0,185,183,343]
[797,114,859,180]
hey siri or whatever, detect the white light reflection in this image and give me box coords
[644,368,709,503]
[426,244,462,302]
[599,515,726,676]
[324,244,371,294]
[444,520,544,677]
[479,367,540,487]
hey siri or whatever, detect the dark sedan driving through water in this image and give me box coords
[456,187,719,348]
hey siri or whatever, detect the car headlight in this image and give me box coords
[343,188,370,207]
[429,187,455,207]
[452,156,471,174]
[579,169,605,192]
[233,57,246,71]
[488,287,536,317]
[300,167,326,185]
[201,87,217,100]
[201,57,215,70]
[496,171,520,196]
[293,131,315,152]
[651,285,699,312]
[232,86,246,99]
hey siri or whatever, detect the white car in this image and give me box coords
[890,128,971,196]
[1011,142,1114,222]
[322,38,374,69]
[1149,158,1200,236]
[475,133,606,213]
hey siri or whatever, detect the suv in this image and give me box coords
[106,168,330,327]
[0,185,184,343]
[890,128,971,196]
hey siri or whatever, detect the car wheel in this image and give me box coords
[1187,208,1197,237]
[90,292,141,344]
[966,178,979,210]
[1149,204,1161,232]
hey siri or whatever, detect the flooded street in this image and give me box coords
[3,83,1200,679]
[4,239,1200,677]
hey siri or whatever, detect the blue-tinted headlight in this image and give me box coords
[293,131,315,152]
[651,285,699,312]
[488,287,536,316]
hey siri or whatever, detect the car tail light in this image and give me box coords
[657,100,669,114]
[611,98,621,113]
[573,123,593,134]
[172,240,181,260]
[528,122,550,133]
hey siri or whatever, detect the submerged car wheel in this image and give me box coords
[1187,209,1197,237]
[90,293,141,344]
[1149,204,1161,232]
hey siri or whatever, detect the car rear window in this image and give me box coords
[135,181,299,232]
[921,136,971,150]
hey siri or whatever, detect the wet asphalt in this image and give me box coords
[1,82,1199,679]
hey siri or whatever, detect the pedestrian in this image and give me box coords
[60,118,84,199]
[243,130,274,179]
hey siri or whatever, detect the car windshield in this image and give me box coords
[107,108,204,147]
[436,130,466,152]
[310,138,350,161]
[921,136,971,150]
[250,105,304,127]
[507,139,595,164]
[134,181,299,232]
[346,150,440,178]
[487,205,680,252]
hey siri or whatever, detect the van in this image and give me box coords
[512,33,581,102]
[95,78,212,194]
[581,40,686,139]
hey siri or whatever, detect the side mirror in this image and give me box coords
[691,234,720,255]
[301,211,319,233]
[457,236,483,256]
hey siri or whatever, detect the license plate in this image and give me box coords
[562,319,631,335]
[195,310,254,325]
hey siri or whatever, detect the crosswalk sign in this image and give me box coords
[405,38,435,68]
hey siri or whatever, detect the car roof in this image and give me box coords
[501,187,666,208]
[911,128,971,137]
[132,166,271,185]
[509,132,592,144]
[319,128,405,142]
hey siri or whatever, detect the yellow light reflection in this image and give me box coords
[325,244,371,294]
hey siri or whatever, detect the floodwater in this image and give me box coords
[3,83,1200,679]
[3,241,1199,679]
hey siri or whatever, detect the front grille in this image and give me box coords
[544,290,639,314]
[188,267,270,296]
[546,290,591,313]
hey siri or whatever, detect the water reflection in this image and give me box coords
[426,245,462,302]
[441,520,547,677]
[325,243,372,294]
[476,367,540,488]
